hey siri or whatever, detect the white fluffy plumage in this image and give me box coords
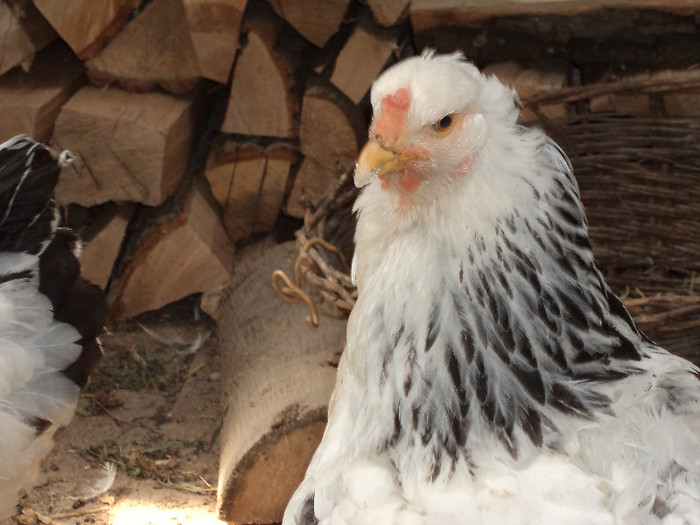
[0,136,107,518]
[0,264,81,515]
[283,52,700,524]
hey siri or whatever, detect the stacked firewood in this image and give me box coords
[0,0,245,321]
[0,0,402,321]
[1,0,698,323]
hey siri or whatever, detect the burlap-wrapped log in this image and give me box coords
[217,242,346,524]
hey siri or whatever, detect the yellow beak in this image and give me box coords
[353,139,401,188]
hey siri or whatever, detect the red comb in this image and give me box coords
[374,88,410,143]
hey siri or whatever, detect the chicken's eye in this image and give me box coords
[432,114,454,132]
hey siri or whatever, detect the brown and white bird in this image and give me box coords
[0,136,107,518]
[284,52,700,524]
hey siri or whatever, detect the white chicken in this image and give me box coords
[283,51,700,524]
[0,136,107,518]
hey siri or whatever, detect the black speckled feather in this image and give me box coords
[0,136,60,254]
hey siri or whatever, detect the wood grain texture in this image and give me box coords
[33,0,140,59]
[182,0,246,83]
[0,1,55,75]
[85,0,201,93]
[217,241,345,524]
[286,83,362,218]
[0,43,83,143]
[206,141,295,242]
[410,0,700,30]
[367,0,409,26]
[54,85,198,207]
[108,178,235,320]
[268,0,350,47]
[221,23,296,137]
[79,203,135,289]
[330,16,398,104]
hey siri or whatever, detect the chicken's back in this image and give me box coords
[0,136,107,518]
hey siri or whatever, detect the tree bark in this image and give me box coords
[217,241,345,524]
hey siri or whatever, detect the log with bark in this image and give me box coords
[0,1,695,522]
[220,6,297,138]
[217,241,345,524]
[409,0,700,30]
[285,81,363,218]
[205,138,296,242]
[108,177,235,321]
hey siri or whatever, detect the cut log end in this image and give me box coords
[268,0,351,47]
[285,82,362,218]
[217,242,344,524]
[219,415,326,525]
[33,0,141,60]
[329,17,399,104]
[107,178,235,322]
[84,0,202,95]
[183,0,247,83]
[54,85,198,207]
[206,140,295,243]
[221,19,296,138]
[79,204,135,290]
[0,43,83,143]
[0,1,56,76]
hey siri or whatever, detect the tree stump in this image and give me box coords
[217,242,345,524]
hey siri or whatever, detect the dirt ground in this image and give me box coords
[2,299,226,525]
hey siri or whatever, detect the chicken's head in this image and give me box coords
[355,51,518,203]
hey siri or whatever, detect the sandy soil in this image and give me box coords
[2,299,226,525]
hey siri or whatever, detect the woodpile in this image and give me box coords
[1,1,699,523]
